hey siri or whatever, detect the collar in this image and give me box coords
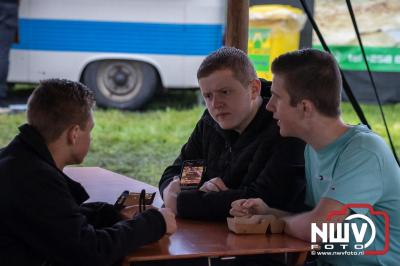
[17,124,89,204]
[18,124,57,166]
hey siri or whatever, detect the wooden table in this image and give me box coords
[64,166,163,207]
[65,167,311,266]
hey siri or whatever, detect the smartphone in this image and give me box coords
[180,160,205,190]
[114,190,156,210]
[124,191,156,206]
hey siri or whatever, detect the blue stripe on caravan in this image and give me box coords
[13,19,224,55]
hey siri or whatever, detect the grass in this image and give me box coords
[86,106,203,185]
[1,90,399,186]
[341,103,400,155]
[0,90,203,185]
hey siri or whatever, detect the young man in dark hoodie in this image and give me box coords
[0,79,176,266]
[160,47,307,221]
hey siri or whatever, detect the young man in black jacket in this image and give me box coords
[0,79,176,266]
[159,47,307,221]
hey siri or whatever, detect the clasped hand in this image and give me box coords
[230,198,270,217]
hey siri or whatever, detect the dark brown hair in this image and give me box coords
[197,46,257,85]
[27,79,95,142]
[271,48,342,117]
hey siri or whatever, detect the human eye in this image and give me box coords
[222,89,231,95]
[203,93,212,100]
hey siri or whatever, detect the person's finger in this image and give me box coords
[163,181,179,214]
[199,181,211,192]
[231,199,247,208]
[229,207,248,217]
[243,198,258,208]
[210,178,228,191]
[199,181,219,192]
[206,181,219,192]
[199,184,208,192]
[169,178,181,193]
[230,200,250,217]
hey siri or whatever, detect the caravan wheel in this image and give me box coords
[83,60,158,110]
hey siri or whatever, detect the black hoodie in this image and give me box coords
[0,124,166,266]
[159,82,308,221]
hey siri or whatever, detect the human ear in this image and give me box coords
[301,100,314,118]
[249,79,261,99]
[67,125,80,145]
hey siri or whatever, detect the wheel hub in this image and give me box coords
[102,63,139,96]
[96,60,144,103]
[113,71,128,86]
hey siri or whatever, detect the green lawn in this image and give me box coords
[341,103,400,155]
[1,92,399,186]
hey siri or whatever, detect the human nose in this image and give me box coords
[266,97,275,112]
[211,94,223,109]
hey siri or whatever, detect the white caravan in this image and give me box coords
[8,0,226,109]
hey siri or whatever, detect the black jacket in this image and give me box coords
[0,124,166,266]
[159,92,307,221]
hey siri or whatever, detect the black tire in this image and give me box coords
[83,60,158,110]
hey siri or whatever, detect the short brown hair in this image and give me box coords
[271,49,342,117]
[197,46,257,85]
[27,79,95,142]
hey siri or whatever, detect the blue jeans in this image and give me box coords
[0,2,18,97]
